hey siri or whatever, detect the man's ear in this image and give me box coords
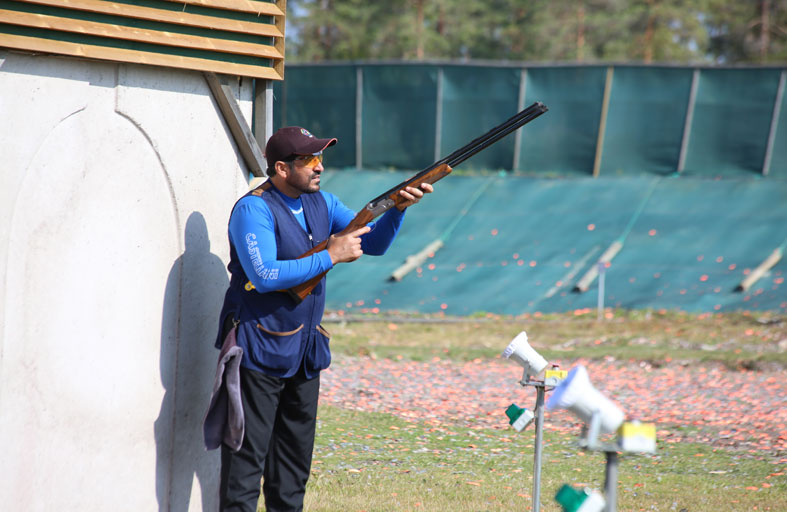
[274,160,290,178]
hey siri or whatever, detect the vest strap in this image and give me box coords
[250,180,273,196]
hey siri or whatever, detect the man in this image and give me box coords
[214,126,432,511]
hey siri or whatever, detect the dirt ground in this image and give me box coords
[320,355,787,459]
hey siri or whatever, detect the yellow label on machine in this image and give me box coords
[618,422,657,453]
[544,369,568,386]
[620,422,656,439]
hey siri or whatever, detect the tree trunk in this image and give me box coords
[644,13,655,63]
[760,0,770,62]
[320,0,333,60]
[577,2,585,62]
[415,0,425,60]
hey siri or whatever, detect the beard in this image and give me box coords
[289,171,320,194]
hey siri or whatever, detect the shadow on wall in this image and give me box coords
[156,212,229,511]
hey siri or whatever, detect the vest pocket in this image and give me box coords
[307,324,332,372]
[251,322,305,371]
[256,323,304,337]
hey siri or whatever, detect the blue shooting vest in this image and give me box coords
[215,181,332,379]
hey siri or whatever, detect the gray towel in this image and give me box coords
[203,326,244,452]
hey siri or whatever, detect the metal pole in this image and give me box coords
[253,79,274,149]
[532,385,546,512]
[604,451,619,512]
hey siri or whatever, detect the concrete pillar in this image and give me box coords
[0,51,251,511]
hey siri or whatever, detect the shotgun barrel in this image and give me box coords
[274,102,549,302]
[446,102,547,167]
[368,102,548,208]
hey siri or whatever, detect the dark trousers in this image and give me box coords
[219,366,320,512]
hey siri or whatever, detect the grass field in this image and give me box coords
[290,309,785,511]
[304,406,784,511]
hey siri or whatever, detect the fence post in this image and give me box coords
[512,68,528,171]
[762,69,786,176]
[592,66,614,177]
[677,68,700,174]
[355,66,363,170]
[434,67,444,162]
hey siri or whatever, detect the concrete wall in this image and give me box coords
[0,51,252,511]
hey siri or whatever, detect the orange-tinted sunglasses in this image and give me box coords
[292,152,323,168]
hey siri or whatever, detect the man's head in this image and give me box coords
[265,126,337,177]
[264,127,337,197]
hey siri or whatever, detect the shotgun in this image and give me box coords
[249,101,548,302]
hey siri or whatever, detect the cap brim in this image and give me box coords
[293,137,337,155]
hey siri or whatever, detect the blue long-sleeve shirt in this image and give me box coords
[229,188,405,292]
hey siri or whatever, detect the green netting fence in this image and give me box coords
[274,62,787,177]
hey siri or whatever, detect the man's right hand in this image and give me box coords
[326,225,371,264]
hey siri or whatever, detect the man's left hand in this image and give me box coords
[396,183,434,211]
